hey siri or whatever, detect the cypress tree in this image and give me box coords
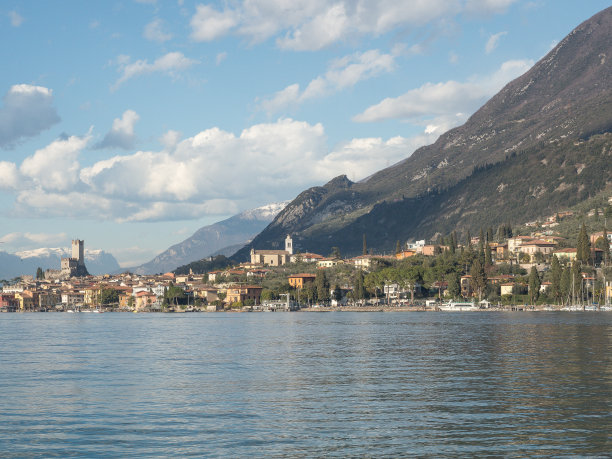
[577,223,591,265]
[571,261,582,304]
[450,231,457,254]
[485,243,493,266]
[395,240,401,255]
[316,270,330,302]
[528,266,541,304]
[560,266,571,305]
[362,234,367,255]
[602,228,610,266]
[487,227,494,244]
[470,258,487,302]
[550,255,562,304]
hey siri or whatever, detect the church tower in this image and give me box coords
[285,235,293,255]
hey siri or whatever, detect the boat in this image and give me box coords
[438,301,479,311]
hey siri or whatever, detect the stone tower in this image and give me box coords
[72,239,85,266]
[285,235,293,255]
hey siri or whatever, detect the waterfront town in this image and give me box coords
[1,204,612,313]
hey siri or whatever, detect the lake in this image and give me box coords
[0,311,611,457]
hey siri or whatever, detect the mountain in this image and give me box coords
[0,248,120,279]
[234,7,612,260]
[131,202,288,274]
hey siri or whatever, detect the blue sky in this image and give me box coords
[0,0,609,267]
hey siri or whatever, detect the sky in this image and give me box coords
[0,0,609,267]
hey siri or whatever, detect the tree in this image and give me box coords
[353,270,366,300]
[332,284,342,302]
[395,240,401,255]
[485,243,493,266]
[577,223,591,265]
[165,283,186,305]
[330,247,341,259]
[35,267,44,280]
[528,266,541,304]
[316,270,330,303]
[447,272,461,299]
[470,258,487,302]
[560,266,571,305]
[100,288,119,305]
[550,255,562,304]
[487,227,494,244]
[362,233,367,255]
[450,231,457,254]
[571,261,582,304]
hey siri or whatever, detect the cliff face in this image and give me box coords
[233,6,612,260]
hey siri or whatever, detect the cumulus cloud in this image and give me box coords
[485,31,507,54]
[259,49,396,113]
[1,119,432,222]
[95,109,140,150]
[111,52,198,91]
[0,161,19,190]
[190,4,238,41]
[353,59,533,124]
[20,132,91,191]
[189,0,513,50]
[0,84,61,148]
[143,18,172,42]
[9,11,24,27]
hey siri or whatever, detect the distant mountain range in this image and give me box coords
[0,248,120,280]
[233,6,612,260]
[130,201,288,275]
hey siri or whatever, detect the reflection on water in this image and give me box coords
[0,312,611,456]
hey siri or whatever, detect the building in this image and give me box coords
[250,235,293,266]
[225,285,263,305]
[288,273,316,289]
[590,231,612,245]
[290,252,325,263]
[553,248,577,262]
[60,239,89,278]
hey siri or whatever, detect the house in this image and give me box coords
[290,252,325,263]
[194,286,219,303]
[135,291,157,310]
[460,275,473,297]
[396,249,417,260]
[225,285,263,305]
[500,283,514,296]
[317,258,342,268]
[590,231,612,245]
[520,239,556,261]
[352,255,377,270]
[507,236,534,253]
[540,281,552,293]
[288,273,316,289]
[553,248,577,262]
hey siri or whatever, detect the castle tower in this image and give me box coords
[285,235,293,255]
[72,239,84,266]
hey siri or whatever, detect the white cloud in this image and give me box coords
[465,0,517,15]
[260,49,396,113]
[2,119,432,222]
[20,133,91,191]
[0,84,61,148]
[189,0,513,51]
[144,18,172,42]
[353,59,533,123]
[0,161,19,190]
[1,232,67,248]
[95,109,140,149]
[8,11,23,27]
[190,4,238,41]
[111,52,198,91]
[485,31,507,54]
[159,129,182,151]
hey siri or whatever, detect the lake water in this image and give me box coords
[0,311,611,457]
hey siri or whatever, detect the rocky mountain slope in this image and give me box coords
[132,202,287,274]
[233,6,612,260]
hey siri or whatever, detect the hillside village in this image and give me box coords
[2,200,612,312]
